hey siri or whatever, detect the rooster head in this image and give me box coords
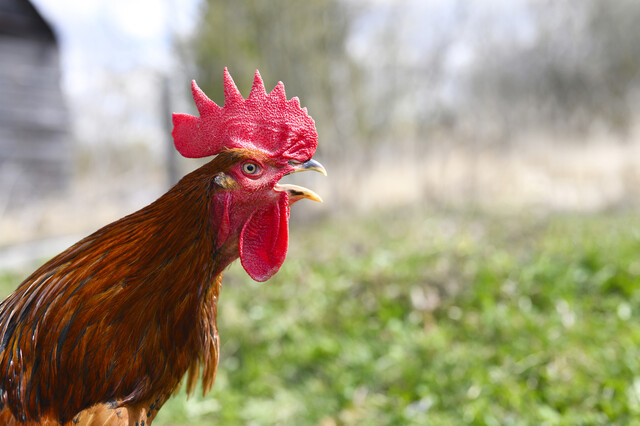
[172,69,325,282]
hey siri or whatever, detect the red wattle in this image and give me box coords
[239,194,290,282]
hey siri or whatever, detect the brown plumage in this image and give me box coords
[0,155,230,424]
[0,70,325,424]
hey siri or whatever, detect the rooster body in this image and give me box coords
[0,71,324,424]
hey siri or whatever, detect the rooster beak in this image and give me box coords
[288,159,327,176]
[277,159,326,203]
[276,184,323,203]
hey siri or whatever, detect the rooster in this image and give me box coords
[0,69,325,425]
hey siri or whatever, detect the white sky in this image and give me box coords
[31,0,201,95]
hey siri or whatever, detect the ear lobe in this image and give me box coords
[214,173,235,189]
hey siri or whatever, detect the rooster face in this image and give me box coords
[208,149,325,282]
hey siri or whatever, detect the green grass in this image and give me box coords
[2,208,640,424]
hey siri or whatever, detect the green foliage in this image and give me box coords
[2,209,640,424]
[152,209,640,425]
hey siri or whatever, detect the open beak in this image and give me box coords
[276,159,326,203]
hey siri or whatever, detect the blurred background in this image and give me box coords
[1,0,640,424]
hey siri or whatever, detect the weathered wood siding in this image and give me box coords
[0,0,70,209]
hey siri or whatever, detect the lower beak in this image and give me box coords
[276,184,323,203]
[277,159,326,203]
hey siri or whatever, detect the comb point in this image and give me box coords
[270,82,287,102]
[191,80,218,116]
[223,68,243,105]
[289,97,301,108]
[248,70,267,100]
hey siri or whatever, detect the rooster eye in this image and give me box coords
[242,162,261,176]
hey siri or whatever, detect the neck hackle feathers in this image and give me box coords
[172,68,318,163]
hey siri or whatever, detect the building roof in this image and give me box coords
[0,0,56,41]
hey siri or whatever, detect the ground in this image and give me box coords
[1,206,640,424]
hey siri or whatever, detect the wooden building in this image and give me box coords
[0,0,70,209]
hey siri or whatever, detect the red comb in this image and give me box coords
[172,68,318,162]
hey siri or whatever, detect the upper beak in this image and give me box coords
[289,159,327,176]
[277,159,326,203]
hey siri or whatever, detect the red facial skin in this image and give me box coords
[226,154,291,200]
[209,150,303,282]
